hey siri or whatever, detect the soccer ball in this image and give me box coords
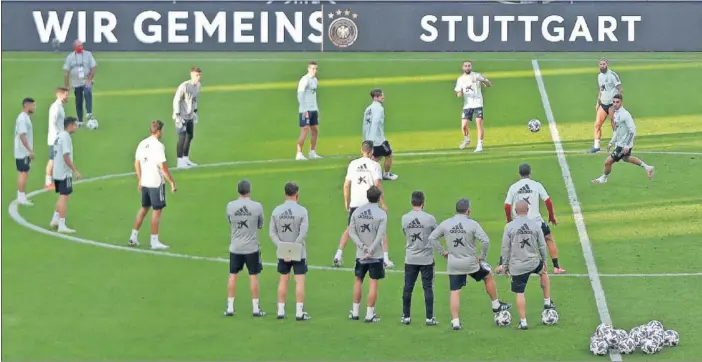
[650,330,666,348]
[527,119,542,132]
[614,329,628,341]
[617,337,637,355]
[629,326,646,346]
[603,328,621,348]
[663,329,680,347]
[641,339,662,355]
[647,320,664,332]
[86,118,99,130]
[595,323,613,337]
[541,309,559,325]
[494,310,512,326]
[589,336,609,356]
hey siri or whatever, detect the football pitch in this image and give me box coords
[2,51,701,361]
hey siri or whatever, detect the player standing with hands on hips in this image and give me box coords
[455,61,492,153]
[173,67,202,169]
[14,97,36,206]
[63,39,97,127]
[129,120,177,250]
[295,61,323,161]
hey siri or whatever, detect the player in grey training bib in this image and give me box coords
[496,200,556,330]
[269,182,311,321]
[224,180,266,318]
[400,191,440,326]
[428,198,511,330]
[348,186,387,323]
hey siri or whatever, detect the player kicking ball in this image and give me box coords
[496,200,556,331]
[592,94,655,184]
[454,61,492,152]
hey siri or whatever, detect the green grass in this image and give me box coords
[2,51,701,361]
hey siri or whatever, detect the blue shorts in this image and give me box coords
[299,111,319,127]
[16,157,31,172]
[462,107,484,121]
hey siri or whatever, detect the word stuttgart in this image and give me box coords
[420,15,643,43]
[32,10,325,44]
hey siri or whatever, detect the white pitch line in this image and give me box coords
[3,57,702,63]
[532,59,622,362]
[7,148,702,281]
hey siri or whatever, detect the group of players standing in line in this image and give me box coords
[11,54,655,328]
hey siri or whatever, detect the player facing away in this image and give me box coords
[50,117,81,233]
[295,61,323,161]
[348,186,388,323]
[428,198,511,331]
[592,94,655,183]
[504,163,566,274]
[496,200,556,331]
[14,97,37,206]
[400,191,440,326]
[333,141,395,268]
[225,180,266,317]
[63,39,97,127]
[590,59,622,153]
[173,66,202,169]
[129,120,177,250]
[363,89,399,181]
[454,61,492,152]
[269,182,311,321]
[45,87,69,190]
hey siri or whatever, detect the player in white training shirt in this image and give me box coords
[45,87,69,190]
[590,59,622,153]
[129,120,177,250]
[504,163,566,274]
[295,61,323,161]
[14,97,37,205]
[454,61,492,153]
[333,141,395,268]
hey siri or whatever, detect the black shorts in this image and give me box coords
[404,263,435,289]
[54,177,73,196]
[48,145,56,160]
[347,207,357,225]
[229,251,263,275]
[298,111,319,127]
[355,259,385,280]
[449,265,490,291]
[372,141,392,158]
[511,262,545,293]
[598,103,612,115]
[277,258,308,275]
[176,119,194,134]
[541,222,552,237]
[141,184,166,210]
[611,146,633,162]
[15,157,31,173]
[462,107,484,121]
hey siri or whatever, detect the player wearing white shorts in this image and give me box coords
[333,141,395,268]
[590,59,622,153]
[295,61,323,161]
[454,61,492,153]
[45,87,69,190]
[504,163,565,274]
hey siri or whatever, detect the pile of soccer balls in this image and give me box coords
[589,320,680,356]
[493,308,559,327]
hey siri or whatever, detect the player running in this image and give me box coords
[364,89,398,180]
[454,61,492,152]
[295,61,323,161]
[504,163,565,274]
[592,94,655,184]
[590,58,622,153]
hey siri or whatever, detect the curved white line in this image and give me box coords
[8,149,702,278]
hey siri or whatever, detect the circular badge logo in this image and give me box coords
[328,17,358,48]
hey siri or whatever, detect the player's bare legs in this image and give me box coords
[128,207,149,247]
[381,235,394,267]
[296,126,310,160]
[474,116,485,152]
[294,274,309,320]
[375,155,398,181]
[540,271,553,307]
[366,279,380,322]
[249,274,263,317]
[592,154,654,184]
[450,290,461,329]
[459,118,471,149]
[545,235,565,274]
[277,274,290,317]
[592,155,615,183]
[146,209,168,250]
[308,125,322,159]
[590,106,608,153]
[44,160,54,190]
[350,277,364,320]
[16,170,32,205]
[516,292,527,322]
[225,274,238,315]
[52,195,74,233]
[483,274,511,312]
[624,155,655,179]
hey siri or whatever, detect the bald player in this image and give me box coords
[590,58,622,153]
[496,200,556,331]
[428,198,511,331]
[454,60,492,153]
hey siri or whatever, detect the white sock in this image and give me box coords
[177,157,183,164]
[600,174,608,181]
[491,299,500,309]
[45,176,52,185]
[52,211,60,221]
[464,135,470,141]
[478,140,484,146]
[335,249,343,261]
[227,297,234,311]
[252,299,260,313]
[184,156,190,162]
[544,298,551,306]
[310,149,316,154]
[150,234,159,243]
[452,318,460,327]
[296,303,304,317]
[352,303,360,316]
[59,218,67,228]
[383,252,389,261]
[130,229,138,240]
[594,139,601,148]
[640,162,649,168]
[366,306,375,318]
[17,191,25,200]
[521,318,527,325]
[296,151,303,155]
[277,303,285,316]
